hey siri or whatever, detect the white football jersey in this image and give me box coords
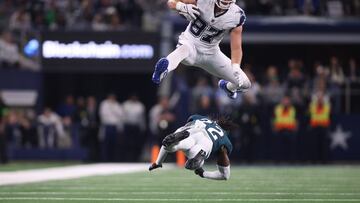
[182,0,246,53]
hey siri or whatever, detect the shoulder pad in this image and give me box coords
[236,7,246,27]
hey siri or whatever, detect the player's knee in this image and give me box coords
[163,146,175,152]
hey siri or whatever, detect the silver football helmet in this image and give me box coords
[215,0,236,10]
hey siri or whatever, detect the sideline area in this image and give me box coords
[0,163,159,186]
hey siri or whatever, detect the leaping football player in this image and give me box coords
[149,115,236,180]
[152,0,251,99]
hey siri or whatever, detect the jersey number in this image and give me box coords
[200,118,224,141]
[190,17,224,44]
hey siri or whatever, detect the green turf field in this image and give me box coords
[1,165,360,202]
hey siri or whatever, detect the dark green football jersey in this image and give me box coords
[187,115,233,155]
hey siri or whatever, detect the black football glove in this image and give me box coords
[149,163,162,171]
[194,167,204,178]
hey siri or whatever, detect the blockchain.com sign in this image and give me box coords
[41,31,159,73]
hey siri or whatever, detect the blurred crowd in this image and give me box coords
[0,0,168,32]
[166,56,360,162]
[1,0,359,71]
[0,30,40,71]
[0,91,171,163]
[0,0,359,163]
[0,94,147,163]
[238,0,360,16]
[181,56,359,116]
[166,56,359,162]
[0,56,359,164]
[0,0,359,34]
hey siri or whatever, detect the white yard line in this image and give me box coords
[0,192,359,196]
[1,197,360,202]
[0,163,169,186]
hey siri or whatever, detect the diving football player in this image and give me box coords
[152,0,251,99]
[149,115,236,180]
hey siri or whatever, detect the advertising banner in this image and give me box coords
[41,31,160,73]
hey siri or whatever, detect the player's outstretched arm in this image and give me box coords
[230,26,243,66]
[194,146,231,180]
[228,25,251,91]
[149,146,168,171]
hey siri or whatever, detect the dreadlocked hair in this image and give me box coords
[210,115,239,132]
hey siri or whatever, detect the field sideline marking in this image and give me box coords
[1,197,360,202]
[0,163,174,186]
[0,192,360,196]
[6,186,358,192]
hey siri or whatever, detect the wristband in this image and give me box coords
[232,63,240,69]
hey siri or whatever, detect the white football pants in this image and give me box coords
[165,33,251,92]
[165,129,213,159]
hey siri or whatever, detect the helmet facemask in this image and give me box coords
[215,0,235,10]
